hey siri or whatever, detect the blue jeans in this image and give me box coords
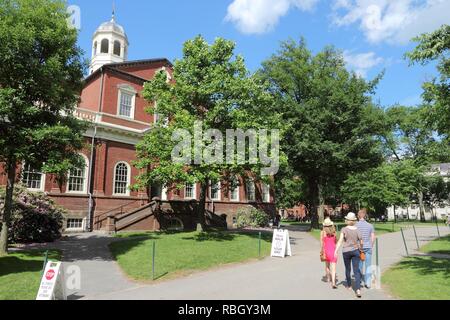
[359,248,373,288]
[343,249,361,290]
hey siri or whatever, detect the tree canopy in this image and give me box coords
[0,0,87,254]
[259,38,384,228]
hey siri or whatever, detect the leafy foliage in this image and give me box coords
[259,38,384,227]
[0,185,64,243]
[0,0,87,254]
[407,24,450,137]
[135,36,284,229]
[235,207,269,228]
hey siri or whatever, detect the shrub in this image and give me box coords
[0,185,65,243]
[236,207,269,228]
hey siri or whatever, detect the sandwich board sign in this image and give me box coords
[36,261,66,300]
[271,229,292,258]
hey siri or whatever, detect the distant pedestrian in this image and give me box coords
[335,212,363,298]
[357,209,376,289]
[320,218,338,289]
[447,215,450,230]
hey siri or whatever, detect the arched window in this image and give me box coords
[93,41,98,56]
[113,40,121,56]
[114,162,130,195]
[100,39,109,54]
[68,155,88,193]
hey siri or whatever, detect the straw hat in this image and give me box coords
[345,212,358,221]
[323,218,334,227]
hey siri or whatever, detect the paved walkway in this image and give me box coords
[19,225,449,300]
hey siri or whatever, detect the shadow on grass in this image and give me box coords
[0,250,60,277]
[393,256,450,280]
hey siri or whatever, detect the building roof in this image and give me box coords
[84,58,173,84]
[94,15,128,41]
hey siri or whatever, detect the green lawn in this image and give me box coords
[110,231,272,281]
[382,235,450,300]
[421,235,450,255]
[0,250,61,300]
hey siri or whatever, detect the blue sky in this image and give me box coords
[69,0,449,108]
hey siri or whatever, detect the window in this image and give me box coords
[262,184,271,203]
[101,39,109,53]
[118,90,135,118]
[67,219,83,229]
[246,180,256,202]
[185,183,196,199]
[114,162,130,195]
[22,164,44,191]
[113,40,121,56]
[93,41,97,56]
[210,181,221,201]
[230,177,240,202]
[68,156,87,193]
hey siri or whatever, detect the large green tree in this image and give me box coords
[259,39,384,229]
[379,105,449,221]
[0,0,87,254]
[407,24,450,137]
[134,36,282,231]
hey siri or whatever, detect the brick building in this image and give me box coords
[0,14,276,233]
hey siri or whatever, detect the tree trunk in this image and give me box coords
[0,159,16,256]
[318,182,325,224]
[196,182,208,232]
[309,179,320,230]
[418,191,426,222]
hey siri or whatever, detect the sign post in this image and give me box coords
[270,229,292,258]
[36,261,66,300]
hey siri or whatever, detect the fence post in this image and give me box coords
[152,241,156,281]
[41,250,49,276]
[435,219,441,238]
[413,225,420,250]
[400,228,409,257]
[258,232,262,257]
[375,238,379,267]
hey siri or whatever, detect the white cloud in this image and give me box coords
[343,51,384,77]
[332,0,450,44]
[225,0,320,34]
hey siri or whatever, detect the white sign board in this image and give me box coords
[36,261,66,300]
[271,229,292,258]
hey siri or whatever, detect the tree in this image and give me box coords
[259,38,384,229]
[0,0,87,255]
[379,105,449,221]
[134,36,282,231]
[407,24,450,137]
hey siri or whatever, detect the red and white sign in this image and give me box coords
[36,262,65,300]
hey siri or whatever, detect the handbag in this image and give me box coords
[320,250,327,262]
[360,250,366,261]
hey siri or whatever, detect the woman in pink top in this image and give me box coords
[320,218,338,289]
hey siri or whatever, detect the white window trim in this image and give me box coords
[117,84,137,119]
[113,161,131,196]
[184,183,197,200]
[262,183,271,203]
[66,218,86,231]
[21,162,46,192]
[210,181,221,201]
[230,178,240,202]
[66,154,89,195]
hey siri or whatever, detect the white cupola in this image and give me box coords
[89,10,129,74]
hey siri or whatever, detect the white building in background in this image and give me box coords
[387,163,450,221]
